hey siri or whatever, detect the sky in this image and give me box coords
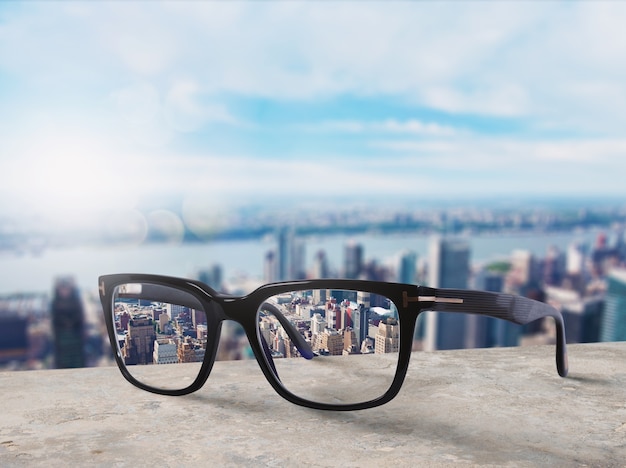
[1,1,626,222]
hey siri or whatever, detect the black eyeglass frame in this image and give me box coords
[99,273,568,411]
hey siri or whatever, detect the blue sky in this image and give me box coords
[1,1,626,221]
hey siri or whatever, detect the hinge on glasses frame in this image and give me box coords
[99,281,105,297]
[402,291,464,308]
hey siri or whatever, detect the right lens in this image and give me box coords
[257,288,401,405]
[111,282,208,390]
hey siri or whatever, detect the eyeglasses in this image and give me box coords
[99,274,568,411]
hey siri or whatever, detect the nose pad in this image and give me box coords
[212,318,279,377]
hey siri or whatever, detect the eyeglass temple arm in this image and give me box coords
[259,301,315,359]
[116,286,315,360]
[415,286,568,377]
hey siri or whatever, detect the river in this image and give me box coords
[0,227,611,295]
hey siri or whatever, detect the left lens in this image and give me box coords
[111,283,208,390]
[256,288,401,405]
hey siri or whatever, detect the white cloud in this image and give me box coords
[370,136,626,175]
[422,84,530,117]
[0,120,144,217]
[107,79,240,146]
[164,79,237,132]
[111,82,161,125]
[297,119,461,137]
[121,130,626,201]
[129,152,443,201]
[4,2,625,118]
[2,1,626,207]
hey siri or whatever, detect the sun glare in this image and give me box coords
[10,130,140,226]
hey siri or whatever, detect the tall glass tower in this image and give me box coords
[277,227,292,282]
[51,277,85,368]
[276,227,305,281]
[424,237,470,351]
[398,250,417,284]
[601,269,626,342]
[344,241,363,279]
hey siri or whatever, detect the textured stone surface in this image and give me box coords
[1,343,625,467]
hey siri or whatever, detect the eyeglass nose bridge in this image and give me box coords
[220,296,315,360]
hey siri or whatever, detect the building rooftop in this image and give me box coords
[1,342,625,466]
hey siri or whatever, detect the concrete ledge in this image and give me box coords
[1,343,625,466]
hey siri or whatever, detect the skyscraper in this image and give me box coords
[51,277,85,368]
[352,303,369,349]
[424,237,470,351]
[546,286,603,344]
[344,241,363,279]
[122,315,156,365]
[312,250,329,279]
[343,328,358,354]
[310,313,327,336]
[291,237,306,280]
[591,233,616,276]
[566,242,587,276]
[543,246,566,286]
[198,264,223,291]
[153,339,177,364]
[312,251,329,304]
[326,302,341,330]
[474,268,519,348]
[601,269,626,342]
[428,237,469,289]
[264,250,278,283]
[276,227,305,281]
[319,329,343,355]
[398,250,417,284]
[0,315,28,365]
[375,317,400,354]
[510,249,539,288]
[277,227,292,281]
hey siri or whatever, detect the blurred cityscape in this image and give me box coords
[1,199,625,250]
[1,202,626,372]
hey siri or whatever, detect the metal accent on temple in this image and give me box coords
[403,291,464,308]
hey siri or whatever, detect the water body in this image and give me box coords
[0,227,610,296]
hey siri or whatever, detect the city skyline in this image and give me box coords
[2,1,626,375]
[2,200,626,254]
[3,220,626,372]
[1,2,626,224]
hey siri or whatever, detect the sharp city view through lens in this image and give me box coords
[259,289,400,404]
[111,283,401,404]
[112,283,208,390]
[2,2,626,373]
